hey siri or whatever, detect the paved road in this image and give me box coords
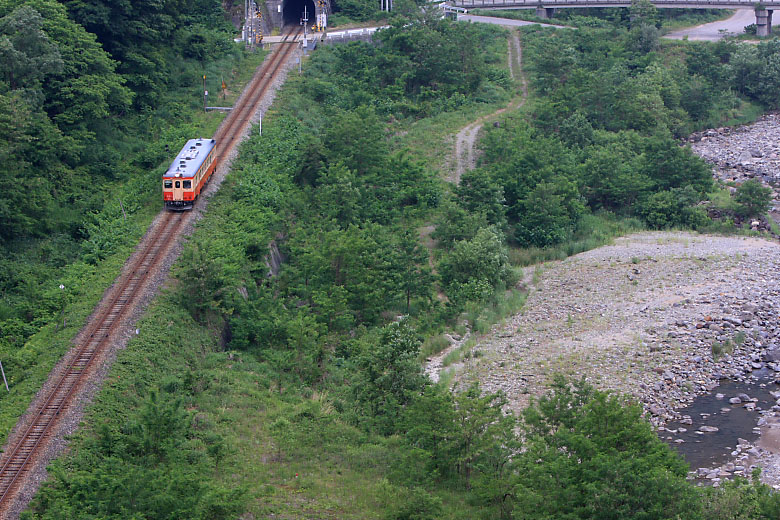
[457,13,571,27]
[664,9,755,40]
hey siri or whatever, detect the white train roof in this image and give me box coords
[163,138,216,179]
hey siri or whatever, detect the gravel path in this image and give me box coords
[449,30,527,184]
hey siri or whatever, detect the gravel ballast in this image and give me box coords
[0,48,299,520]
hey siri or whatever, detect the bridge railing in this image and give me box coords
[452,0,780,7]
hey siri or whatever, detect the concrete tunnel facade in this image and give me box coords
[265,0,330,30]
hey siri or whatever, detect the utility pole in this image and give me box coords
[0,359,8,392]
[301,5,308,49]
[58,284,65,330]
[203,75,207,112]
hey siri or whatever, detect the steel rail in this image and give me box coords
[0,26,303,516]
[452,0,780,8]
[214,28,303,165]
[0,212,186,510]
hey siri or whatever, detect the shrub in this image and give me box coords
[734,179,772,218]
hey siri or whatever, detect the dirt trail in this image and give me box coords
[449,30,528,184]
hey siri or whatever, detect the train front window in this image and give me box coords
[175,181,180,189]
[164,180,172,189]
[183,180,192,189]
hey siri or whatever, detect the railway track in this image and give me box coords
[214,28,303,163]
[0,212,187,511]
[0,28,302,517]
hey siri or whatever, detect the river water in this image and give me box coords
[662,369,777,472]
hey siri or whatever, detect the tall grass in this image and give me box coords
[442,339,477,367]
[419,334,452,360]
[509,212,645,267]
[467,289,527,334]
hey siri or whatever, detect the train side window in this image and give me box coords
[164,180,172,189]
[175,181,181,189]
[183,180,192,189]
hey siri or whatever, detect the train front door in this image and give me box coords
[173,179,183,202]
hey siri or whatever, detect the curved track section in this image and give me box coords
[0,28,303,517]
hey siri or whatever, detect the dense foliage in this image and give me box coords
[0,0,252,404]
[459,20,780,248]
[24,15,517,518]
[13,4,780,519]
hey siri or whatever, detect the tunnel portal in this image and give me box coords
[282,0,317,27]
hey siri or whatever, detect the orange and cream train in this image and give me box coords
[162,138,217,210]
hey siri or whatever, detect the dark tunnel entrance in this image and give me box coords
[282,0,316,28]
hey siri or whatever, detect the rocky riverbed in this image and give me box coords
[428,232,780,486]
[689,112,780,216]
[428,113,780,488]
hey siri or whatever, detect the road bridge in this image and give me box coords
[449,0,779,35]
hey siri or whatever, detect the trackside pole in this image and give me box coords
[0,360,9,392]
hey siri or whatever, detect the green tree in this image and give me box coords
[515,376,700,520]
[456,170,507,228]
[0,5,62,90]
[324,106,387,176]
[352,319,428,434]
[453,384,516,487]
[582,137,650,212]
[514,180,584,247]
[401,385,459,480]
[0,92,57,240]
[33,0,132,140]
[315,162,362,226]
[558,111,594,149]
[641,132,712,193]
[394,228,434,314]
[175,240,237,325]
[637,186,708,229]
[629,0,660,28]
[438,227,513,304]
[432,200,489,249]
[701,472,780,520]
[734,179,772,218]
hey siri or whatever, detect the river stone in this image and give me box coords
[730,397,743,404]
[700,425,720,432]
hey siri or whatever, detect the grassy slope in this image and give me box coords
[31,21,771,518]
[24,29,518,518]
